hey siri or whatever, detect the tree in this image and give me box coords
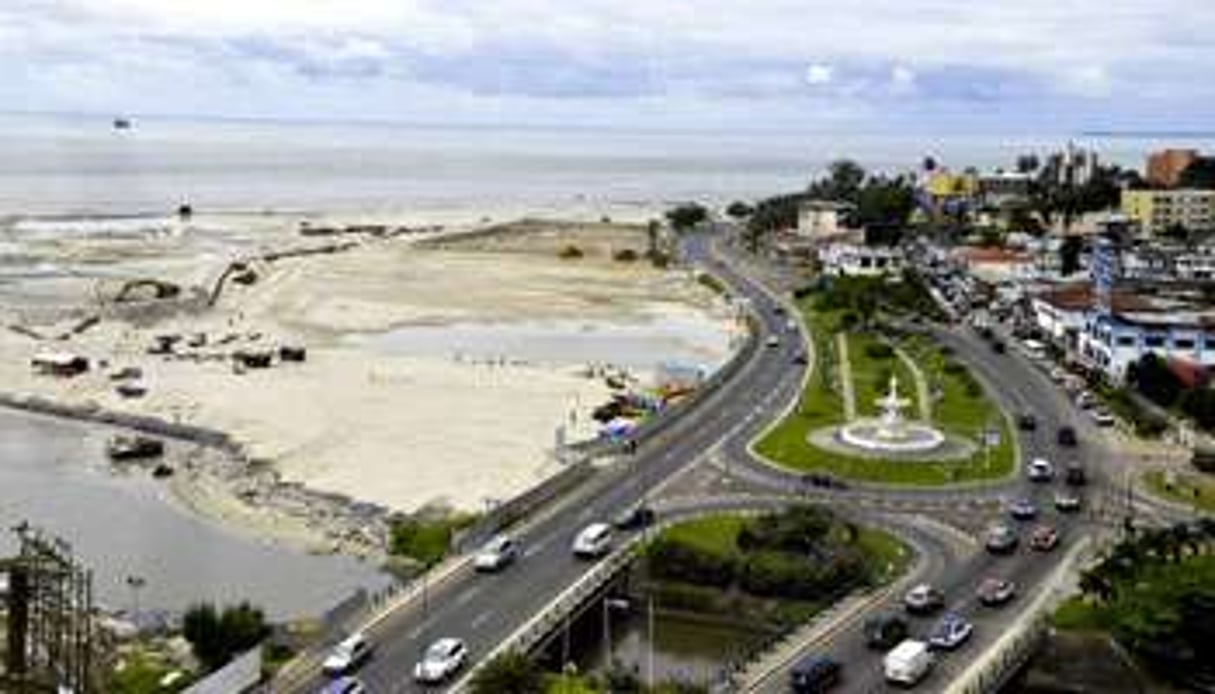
[469,651,544,694]
[855,175,916,231]
[725,201,753,219]
[1179,157,1215,189]
[1059,235,1084,276]
[1161,222,1191,242]
[665,203,708,231]
[1015,154,1040,174]
[183,602,269,672]
[811,159,865,203]
[1129,353,1183,408]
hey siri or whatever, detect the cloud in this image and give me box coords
[805,64,833,86]
[1,0,1213,130]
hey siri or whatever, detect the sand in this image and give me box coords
[0,217,735,527]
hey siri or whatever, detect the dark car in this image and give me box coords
[790,655,842,693]
[1057,426,1078,447]
[1064,464,1087,486]
[613,505,656,531]
[863,614,909,650]
[793,352,809,366]
[1017,414,1037,431]
[1009,499,1038,521]
[990,340,1006,354]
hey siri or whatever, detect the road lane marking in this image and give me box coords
[471,609,494,630]
[454,584,482,607]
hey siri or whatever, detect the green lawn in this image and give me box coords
[848,332,917,418]
[854,526,913,584]
[1051,596,1109,631]
[660,514,748,555]
[753,299,1015,486]
[1143,469,1215,514]
[389,512,480,566]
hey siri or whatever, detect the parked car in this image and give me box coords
[985,524,1018,554]
[1009,499,1038,521]
[322,633,373,676]
[1017,413,1037,431]
[572,522,613,558]
[863,613,909,650]
[1027,458,1054,482]
[928,613,973,650]
[790,654,842,693]
[977,577,1016,606]
[991,340,1006,354]
[883,640,934,686]
[766,335,781,348]
[1092,410,1116,427]
[613,504,656,531]
[903,583,945,615]
[1065,464,1087,486]
[320,677,367,694]
[1057,426,1078,447]
[1054,492,1082,513]
[474,534,518,572]
[1030,525,1060,552]
[413,637,467,684]
[1075,391,1096,409]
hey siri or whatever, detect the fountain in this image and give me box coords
[836,374,947,455]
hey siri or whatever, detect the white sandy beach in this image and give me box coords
[0,216,736,528]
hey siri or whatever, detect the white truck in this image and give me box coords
[884,639,933,686]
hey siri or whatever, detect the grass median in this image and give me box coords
[753,296,1014,486]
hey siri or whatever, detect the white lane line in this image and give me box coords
[406,615,434,641]
[522,534,554,558]
[471,609,494,630]
[454,584,482,608]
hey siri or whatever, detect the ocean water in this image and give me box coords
[4,112,1215,219]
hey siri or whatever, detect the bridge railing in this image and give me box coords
[944,536,1093,694]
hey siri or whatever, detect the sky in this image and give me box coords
[3,0,1215,133]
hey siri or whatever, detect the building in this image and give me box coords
[818,243,905,277]
[1121,188,1215,234]
[1029,282,1215,381]
[977,171,1033,207]
[1146,148,1200,188]
[953,246,1036,284]
[1121,241,1215,282]
[796,200,853,239]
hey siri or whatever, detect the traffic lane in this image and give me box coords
[750,514,967,694]
[823,522,1084,694]
[349,334,799,687]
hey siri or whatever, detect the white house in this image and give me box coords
[819,243,905,277]
[797,200,853,239]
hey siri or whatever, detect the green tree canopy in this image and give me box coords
[182,601,269,672]
[469,651,544,694]
[665,203,708,231]
[1179,157,1215,189]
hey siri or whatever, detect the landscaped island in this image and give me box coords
[755,275,1016,485]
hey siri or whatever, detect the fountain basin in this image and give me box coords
[836,418,947,454]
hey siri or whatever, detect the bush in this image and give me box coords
[647,537,736,588]
[182,602,269,672]
[557,245,584,259]
[613,248,640,262]
[865,342,894,360]
[737,505,833,555]
[470,651,544,694]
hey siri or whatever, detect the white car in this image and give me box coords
[1092,410,1116,427]
[572,522,613,558]
[413,637,467,683]
[474,534,518,572]
[322,633,372,676]
[1027,458,1054,482]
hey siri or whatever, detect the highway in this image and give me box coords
[282,230,1191,694]
[279,232,810,693]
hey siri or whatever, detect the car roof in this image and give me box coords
[337,633,366,648]
[431,637,463,651]
[792,654,837,672]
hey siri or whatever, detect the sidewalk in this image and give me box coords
[836,333,857,421]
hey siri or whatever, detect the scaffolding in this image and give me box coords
[1,522,103,693]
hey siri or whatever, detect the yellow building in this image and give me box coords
[1121,188,1215,234]
[924,171,979,199]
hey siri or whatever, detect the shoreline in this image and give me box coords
[0,214,738,563]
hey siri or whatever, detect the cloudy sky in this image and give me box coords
[3,0,1214,132]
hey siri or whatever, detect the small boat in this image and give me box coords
[107,435,165,461]
[113,117,132,130]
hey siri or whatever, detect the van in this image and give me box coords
[572,523,613,558]
[883,639,933,686]
[790,654,841,693]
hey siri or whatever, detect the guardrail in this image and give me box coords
[944,535,1092,694]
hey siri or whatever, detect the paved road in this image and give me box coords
[736,309,1136,693]
[281,233,810,693]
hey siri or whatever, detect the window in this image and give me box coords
[1144,335,1165,348]
[1173,338,1196,350]
[1116,335,1136,347]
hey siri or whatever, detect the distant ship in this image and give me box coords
[113,117,132,130]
